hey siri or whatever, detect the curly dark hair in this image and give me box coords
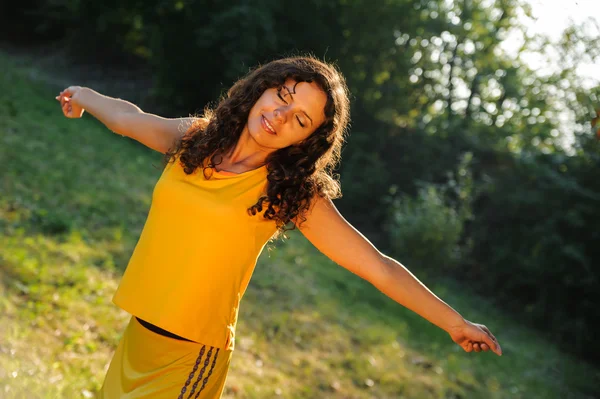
[163,56,351,239]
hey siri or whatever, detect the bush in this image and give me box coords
[384,184,465,278]
[383,152,474,277]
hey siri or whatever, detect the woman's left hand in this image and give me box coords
[447,319,502,356]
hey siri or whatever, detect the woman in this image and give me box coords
[56,56,501,399]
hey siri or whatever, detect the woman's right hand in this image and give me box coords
[447,319,502,356]
[55,86,85,118]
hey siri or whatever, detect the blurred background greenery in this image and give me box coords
[1,0,599,398]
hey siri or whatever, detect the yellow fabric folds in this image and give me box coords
[112,155,278,350]
[99,317,233,399]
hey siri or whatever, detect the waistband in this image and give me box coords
[135,317,195,342]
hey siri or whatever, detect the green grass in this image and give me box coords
[1,50,598,399]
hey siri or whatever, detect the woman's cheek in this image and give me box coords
[248,117,262,136]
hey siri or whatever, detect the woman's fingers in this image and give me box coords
[482,326,499,345]
[481,325,497,343]
[56,95,70,105]
[56,88,75,103]
[483,330,501,355]
[483,335,502,356]
[464,341,498,354]
[475,324,501,355]
[468,342,486,352]
[57,92,72,115]
[62,102,72,116]
[56,90,74,117]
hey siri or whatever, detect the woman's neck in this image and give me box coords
[218,129,271,170]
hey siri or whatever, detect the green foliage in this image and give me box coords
[385,184,465,275]
[141,0,341,113]
[384,153,474,277]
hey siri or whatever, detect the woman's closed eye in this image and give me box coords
[277,87,290,104]
[277,87,306,128]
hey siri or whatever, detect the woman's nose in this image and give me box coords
[273,108,287,124]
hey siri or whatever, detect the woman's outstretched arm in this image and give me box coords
[296,195,502,356]
[55,86,196,154]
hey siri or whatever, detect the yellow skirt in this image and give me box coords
[99,316,233,399]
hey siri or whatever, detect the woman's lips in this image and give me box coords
[261,115,277,135]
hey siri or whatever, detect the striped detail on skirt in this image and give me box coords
[99,317,232,399]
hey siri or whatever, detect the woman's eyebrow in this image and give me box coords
[283,84,314,126]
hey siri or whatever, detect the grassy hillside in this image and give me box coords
[0,51,598,399]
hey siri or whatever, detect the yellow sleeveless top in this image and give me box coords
[112,154,278,351]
